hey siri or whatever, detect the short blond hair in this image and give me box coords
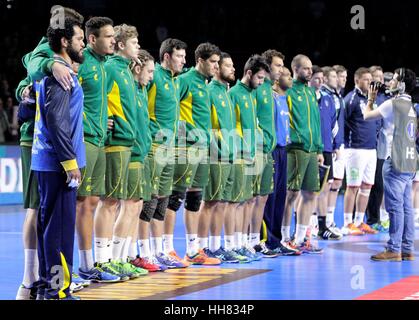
[114,24,138,50]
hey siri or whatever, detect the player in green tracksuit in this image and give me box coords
[197,52,250,263]
[139,39,189,269]
[93,24,144,279]
[228,55,270,261]
[250,50,285,257]
[281,54,324,253]
[166,43,222,266]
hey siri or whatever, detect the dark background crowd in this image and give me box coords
[1,0,419,144]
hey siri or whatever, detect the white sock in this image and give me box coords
[234,232,243,249]
[326,207,335,227]
[128,239,137,260]
[295,224,308,245]
[23,249,39,287]
[198,237,209,249]
[344,213,353,227]
[162,234,174,254]
[186,234,198,256]
[138,239,151,258]
[281,226,291,242]
[121,236,132,261]
[354,212,364,227]
[224,235,235,251]
[380,208,389,222]
[209,235,221,252]
[150,237,163,256]
[94,237,109,263]
[78,249,94,272]
[241,233,248,247]
[250,233,260,247]
[111,236,126,261]
[310,215,318,228]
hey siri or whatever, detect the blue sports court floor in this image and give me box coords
[1,196,418,300]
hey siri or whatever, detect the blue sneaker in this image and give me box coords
[99,262,130,281]
[79,266,121,283]
[72,273,91,287]
[212,247,239,263]
[239,246,262,261]
[155,253,185,268]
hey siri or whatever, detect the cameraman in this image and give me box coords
[363,68,417,262]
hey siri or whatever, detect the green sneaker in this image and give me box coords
[129,263,149,276]
[100,261,130,281]
[111,260,139,279]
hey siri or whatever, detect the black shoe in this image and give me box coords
[318,227,342,240]
[254,243,279,258]
[272,242,302,256]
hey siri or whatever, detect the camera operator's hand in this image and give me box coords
[333,149,341,160]
[368,81,380,102]
[317,154,324,166]
[52,62,73,91]
[107,119,114,131]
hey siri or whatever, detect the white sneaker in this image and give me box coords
[16,284,32,300]
[329,223,343,237]
[70,282,84,293]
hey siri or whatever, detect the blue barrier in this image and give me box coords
[0,145,23,205]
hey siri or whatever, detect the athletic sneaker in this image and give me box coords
[168,250,190,267]
[72,273,91,287]
[318,227,343,240]
[155,252,186,268]
[359,222,379,234]
[372,221,389,233]
[272,243,301,256]
[341,223,364,236]
[16,282,38,300]
[211,247,239,263]
[203,247,220,259]
[231,249,252,263]
[296,240,323,254]
[254,242,279,258]
[184,249,222,265]
[130,256,161,272]
[70,282,84,293]
[98,261,130,281]
[79,266,121,283]
[149,255,169,271]
[237,246,261,262]
[328,222,344,237]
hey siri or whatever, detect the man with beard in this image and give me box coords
[166,42,222,265]
[31,18,86,300]
[281,54,324,254]
[198,52,247,263]
[228,55,270,261]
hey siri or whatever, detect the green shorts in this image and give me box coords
[104,146,131,200]
[78,142,106,197]
[172,147,210,193]
[148,144,175,197]
[127,162,143,201]
[287,149,320,192]
[204,163,232,202]
[21,145,40,209]
[229,162,253,203]
[254,153,274,196]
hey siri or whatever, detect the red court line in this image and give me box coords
[355,276,419,300]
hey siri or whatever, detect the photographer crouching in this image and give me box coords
[363,68,417,262]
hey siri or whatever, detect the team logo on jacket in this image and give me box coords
[298,96,303,102]
[199,91,204,97]
[406,120,416,141]
[92,66,97,71]
[245,102,249,108]
[94,74,98,81]
[263,97,268,104]
[221,101,226,107]
[164,83,170,90]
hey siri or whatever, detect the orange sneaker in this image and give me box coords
[184,249,221,265]
[359,222,379,234]
[168,250,190,267]
[346,223,364,236]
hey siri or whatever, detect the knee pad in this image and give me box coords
[359,188,371,197]
[153,197,170,221]
[167,190,186,212]
[140,197,158,222]
[184,191,203,212]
